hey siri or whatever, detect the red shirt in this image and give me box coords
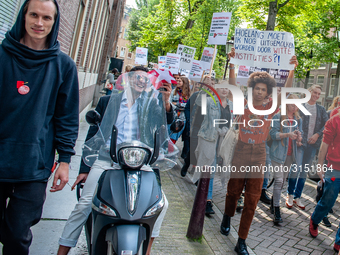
[239,100,279,144]
[323,114,340,170]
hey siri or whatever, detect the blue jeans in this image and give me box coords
[0,182,47,255]
[287,145,316,198]
[207,156,217,201]
[262,143,271,190]
[311,174,340,244]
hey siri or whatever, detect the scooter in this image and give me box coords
[78,71,179,255]
[79,111,165,255]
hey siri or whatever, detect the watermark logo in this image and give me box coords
[201,84,311,116]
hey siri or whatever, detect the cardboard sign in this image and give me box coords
[135,47,148,65]
[230,28,295,70]
[200,47,217,71]
[164,53,181,74]
[207,12,232,45]
[189,60,203,81]
[236,65,290,87]
[158,56,166,69]
[176,44,196,70]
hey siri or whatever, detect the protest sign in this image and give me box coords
[207,12,232,45]
[189,60,203,81]
[200,47,217,71]
[236,65,290,87]
[176,44,196,70]
[135,47,148,65]
[230,28,295,70]
[164,53,181,74]
[158,56,166,69]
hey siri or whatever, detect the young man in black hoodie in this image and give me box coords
[0,1,79,254]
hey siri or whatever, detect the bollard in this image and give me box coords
[186,169,211,240]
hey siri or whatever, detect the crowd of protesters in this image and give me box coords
[1,2,339,254]
[158,48,340,255]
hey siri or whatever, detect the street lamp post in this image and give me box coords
[223,38,234,80]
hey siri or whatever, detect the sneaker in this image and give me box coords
[334,243,340,253]
[205,201,215,215]
[309,217,318,238]
[286,194,293,209]
[293,198,305,210]
[322,217,331,228]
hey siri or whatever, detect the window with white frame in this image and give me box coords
[329,74,339,97]
[308,75,314,86]
[317,75,324,88]
[124,28,129,39]
[120,47,126,58]
[119,26,123,38]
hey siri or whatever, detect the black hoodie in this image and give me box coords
[0,0,79,182]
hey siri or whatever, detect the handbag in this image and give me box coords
[219,116,240,166]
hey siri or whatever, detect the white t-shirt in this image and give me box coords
[305,102,317,139]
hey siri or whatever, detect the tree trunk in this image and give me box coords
[266,1,278,31]
[304,69,310,89]
[333,57,340,98]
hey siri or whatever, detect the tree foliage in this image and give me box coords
[127,0,241,78]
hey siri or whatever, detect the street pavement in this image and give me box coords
[2,119,340,254]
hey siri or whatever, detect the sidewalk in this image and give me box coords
[2,119,339,255]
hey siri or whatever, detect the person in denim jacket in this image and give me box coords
[194,85,233,215]
[269,94,303,224]
[286,85,328,210]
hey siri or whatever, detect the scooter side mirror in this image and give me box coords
[149,126,163,165]
[86,110,102,126]
[110,125,118,163]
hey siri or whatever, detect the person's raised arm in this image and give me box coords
[228,48,236,86]
[277,56,298,110]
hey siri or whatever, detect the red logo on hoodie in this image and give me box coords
[17,81,30,95]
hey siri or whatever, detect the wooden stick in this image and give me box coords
[209,44,217,76]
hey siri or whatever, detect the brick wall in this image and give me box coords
[57,0,80,55]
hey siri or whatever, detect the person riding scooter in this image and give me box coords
[57,70,176,255]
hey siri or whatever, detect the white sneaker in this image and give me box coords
[286,194,293,209]
[294,198,305,210]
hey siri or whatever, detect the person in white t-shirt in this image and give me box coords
[286,85,328,210]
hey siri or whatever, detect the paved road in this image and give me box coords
[1,119,340,254]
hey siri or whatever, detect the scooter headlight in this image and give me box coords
[144,194,165,217]
[92,202,117,217]
[119,148,150,168]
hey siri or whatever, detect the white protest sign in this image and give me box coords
[230,28,295,70]
[200,47,217,71]
[236,65,250,86]
[164,53,181,74]
[189,60,203,81]
[158,56,166,69]
[135,47,148,65]
[176,44,196,70]
[236,65,290,87]
[207,12,232,45]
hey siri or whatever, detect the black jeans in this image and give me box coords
[0,181,47,255]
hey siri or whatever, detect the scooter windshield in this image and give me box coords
[82,71,179,171]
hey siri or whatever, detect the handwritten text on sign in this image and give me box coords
[135,47,148,65]
[230,29,295,70]
[176,44,196,70]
